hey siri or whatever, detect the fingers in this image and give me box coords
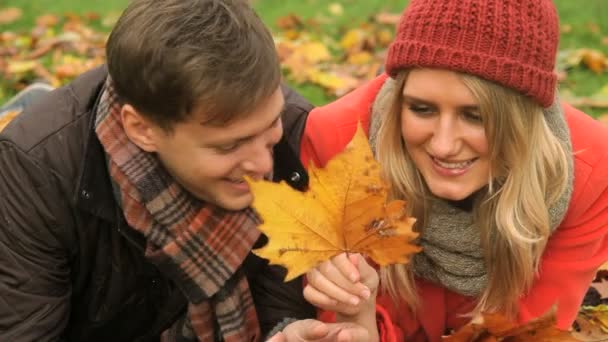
[266,332,285,342]
[306,254,370,306]
[275,320,370,342]
[332,322,371,342]
[352,254,379,291]
[278,319,329,341]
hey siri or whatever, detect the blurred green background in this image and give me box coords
[1,0,607,116]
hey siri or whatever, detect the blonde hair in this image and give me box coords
[377,70,569,318]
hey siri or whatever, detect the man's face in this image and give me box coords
[144,87,284,211]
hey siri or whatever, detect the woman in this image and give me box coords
[299,0,608,340]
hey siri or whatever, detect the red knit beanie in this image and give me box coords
[385,0,559,108]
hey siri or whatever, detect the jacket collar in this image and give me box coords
[74,70,118,224]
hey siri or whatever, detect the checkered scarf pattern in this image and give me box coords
[94,78,262,341]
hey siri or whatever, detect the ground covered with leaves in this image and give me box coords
[1,3,608,118]
[1,3,608,339]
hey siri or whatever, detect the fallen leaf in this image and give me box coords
[443,309,579,341]
[328,3,344,16]
[572,312,608,341]
[575,305,608,340]
[101,12,121,28]
[347,51,373,65]
[6,60,38,74]
[276,13,303,30]
[0,7,22,25]
[580,49,607,74]
[340,28,368,53]
[247,125,420,281]
[374,12,402,26]
[561,24,573,34]
[36,14,59,27]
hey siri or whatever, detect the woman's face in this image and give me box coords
[400,68,490,201]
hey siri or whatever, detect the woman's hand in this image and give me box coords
[304,253,379,316]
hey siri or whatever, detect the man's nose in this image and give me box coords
[241,141,274,177]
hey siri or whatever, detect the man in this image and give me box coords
[0,0,369,340]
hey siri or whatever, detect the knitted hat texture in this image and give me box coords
[386,0,559,107]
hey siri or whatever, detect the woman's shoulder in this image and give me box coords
[301,74,389,167]
[307,74,389,128]
[562,102,608,224]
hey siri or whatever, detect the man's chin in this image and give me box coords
[216,194,253,211]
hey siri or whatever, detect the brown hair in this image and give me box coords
[106,0,281,130]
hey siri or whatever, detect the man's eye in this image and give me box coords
[215,143,240,153]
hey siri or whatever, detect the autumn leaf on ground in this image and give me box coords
[247,124,421,281]
[573,305,608,341]
[443,309,579,341]
[0,7,22,25]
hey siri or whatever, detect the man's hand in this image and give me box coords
[266,319,370,342]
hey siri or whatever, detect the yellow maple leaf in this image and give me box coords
[247,125,421,281]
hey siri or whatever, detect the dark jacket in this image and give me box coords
[0,66,315,341]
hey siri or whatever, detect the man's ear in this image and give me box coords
[120,104,160,152]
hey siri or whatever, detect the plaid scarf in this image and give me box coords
[94,78,262,341]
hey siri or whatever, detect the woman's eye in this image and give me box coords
[409,105,434,115]
[463,111,483,123]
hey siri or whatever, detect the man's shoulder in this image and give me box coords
[0,66,107,153]
[0,66,108,189]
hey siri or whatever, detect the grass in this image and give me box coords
[1,0,607,115]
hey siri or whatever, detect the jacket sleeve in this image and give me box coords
[519,145,608,328]
[0,141,72,341]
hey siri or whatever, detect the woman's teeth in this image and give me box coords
[433,158,475,169]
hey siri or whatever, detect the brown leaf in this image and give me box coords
[36,14,59,27]
[572,313,608,341]
[374,12,402,26]
[276,13,303,30]
[0,7,22,24]
[443,309,579,341]
[580,49,607,74]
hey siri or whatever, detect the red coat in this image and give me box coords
[301,74,608,341]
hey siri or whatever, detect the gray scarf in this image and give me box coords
[368,78,574,296]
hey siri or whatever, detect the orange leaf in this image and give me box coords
[443,309,579,341]
[247,125,421,281]
[580,49,607,74]
[276,13,303,30]
[0,7,22,25]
